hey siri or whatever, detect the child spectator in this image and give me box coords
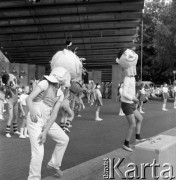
[162,83,168,111]
[94,83,103,121]
[19,86,29,138]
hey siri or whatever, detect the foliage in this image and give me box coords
[136,0,175,84]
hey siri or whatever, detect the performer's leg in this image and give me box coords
[48,122,69,169]
[6,103,13,137]
[134,109,143,136]
[13,102,20,134]
[0,100,4,120]
[27,113,44,180]
[174,96,176,108]
[162,98,168,111]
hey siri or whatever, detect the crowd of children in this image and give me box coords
[2,47,176,179]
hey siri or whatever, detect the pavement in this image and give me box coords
[43,128,176,180]
[0,99,176,180]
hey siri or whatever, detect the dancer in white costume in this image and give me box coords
[116,48,145,152]
[27,67,71,180]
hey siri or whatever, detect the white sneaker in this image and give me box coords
[122,145,133,152]
[162,108,168,111]
[19,135,26,139]
[47,165,63,178]
[95,117,103,121]
[135,138,146,143]
[77,114,82,117]
[140,110,145,114]
[0,115,4,120]
[174,107,176,109]
[3,109,6,112]
[14,131,20,135]
[25,134,29,138]
[68,124,72,128]
[119,113,125,116]
[6,133,11,138]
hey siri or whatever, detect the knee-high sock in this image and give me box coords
[6,125,11,134]
[13,123,18,132]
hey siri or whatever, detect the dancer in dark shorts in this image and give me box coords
[116,48,145,152]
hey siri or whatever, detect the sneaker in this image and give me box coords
[77,114,82,117]
[3,109,6,112]
[54,168,64,178]
[140,110,145,114]
[122,144,133,152]
[162,108,168,111]
[6,133,11,138]
[68,124,72,128]
[19,135,26,139]
[47,164,63,178]
[25,134,29,138]
[63,126,70,134]
[135,138,146,143]
[0,115,4,120]
[95,118,103,121]
[119,113,125,116]
[14,131,20,135]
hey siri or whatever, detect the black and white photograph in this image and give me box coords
[0,0,175,180]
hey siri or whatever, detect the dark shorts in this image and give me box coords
[95,99,102,106]
[139,94,145,101]
[121,102,136,115]
[163,93,168,99]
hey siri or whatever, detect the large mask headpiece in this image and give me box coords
[116,49,138,76]
[50,49,83,81]
[1,73,18,89]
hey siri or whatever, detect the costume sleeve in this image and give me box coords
[122,78,133,101]
[37,80,49,91]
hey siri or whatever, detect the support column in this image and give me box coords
[87,71,93,83]
[0,62,9,75]
[112,64,125,101]
[28,64,36,85]
[36,65,45,80]
[9,63,19,79]
[92,70,102,84]
[19,64,28,86]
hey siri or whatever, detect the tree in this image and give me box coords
[136,0,174,84]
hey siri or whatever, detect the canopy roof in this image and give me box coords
[0,0,144,81]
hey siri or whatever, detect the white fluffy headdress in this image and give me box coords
[50,49,83,80]
[116,49,138,76]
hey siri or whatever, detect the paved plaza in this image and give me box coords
[0,99,176,180]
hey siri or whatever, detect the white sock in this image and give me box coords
[20,128,24,137]
[24,127,29,137]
